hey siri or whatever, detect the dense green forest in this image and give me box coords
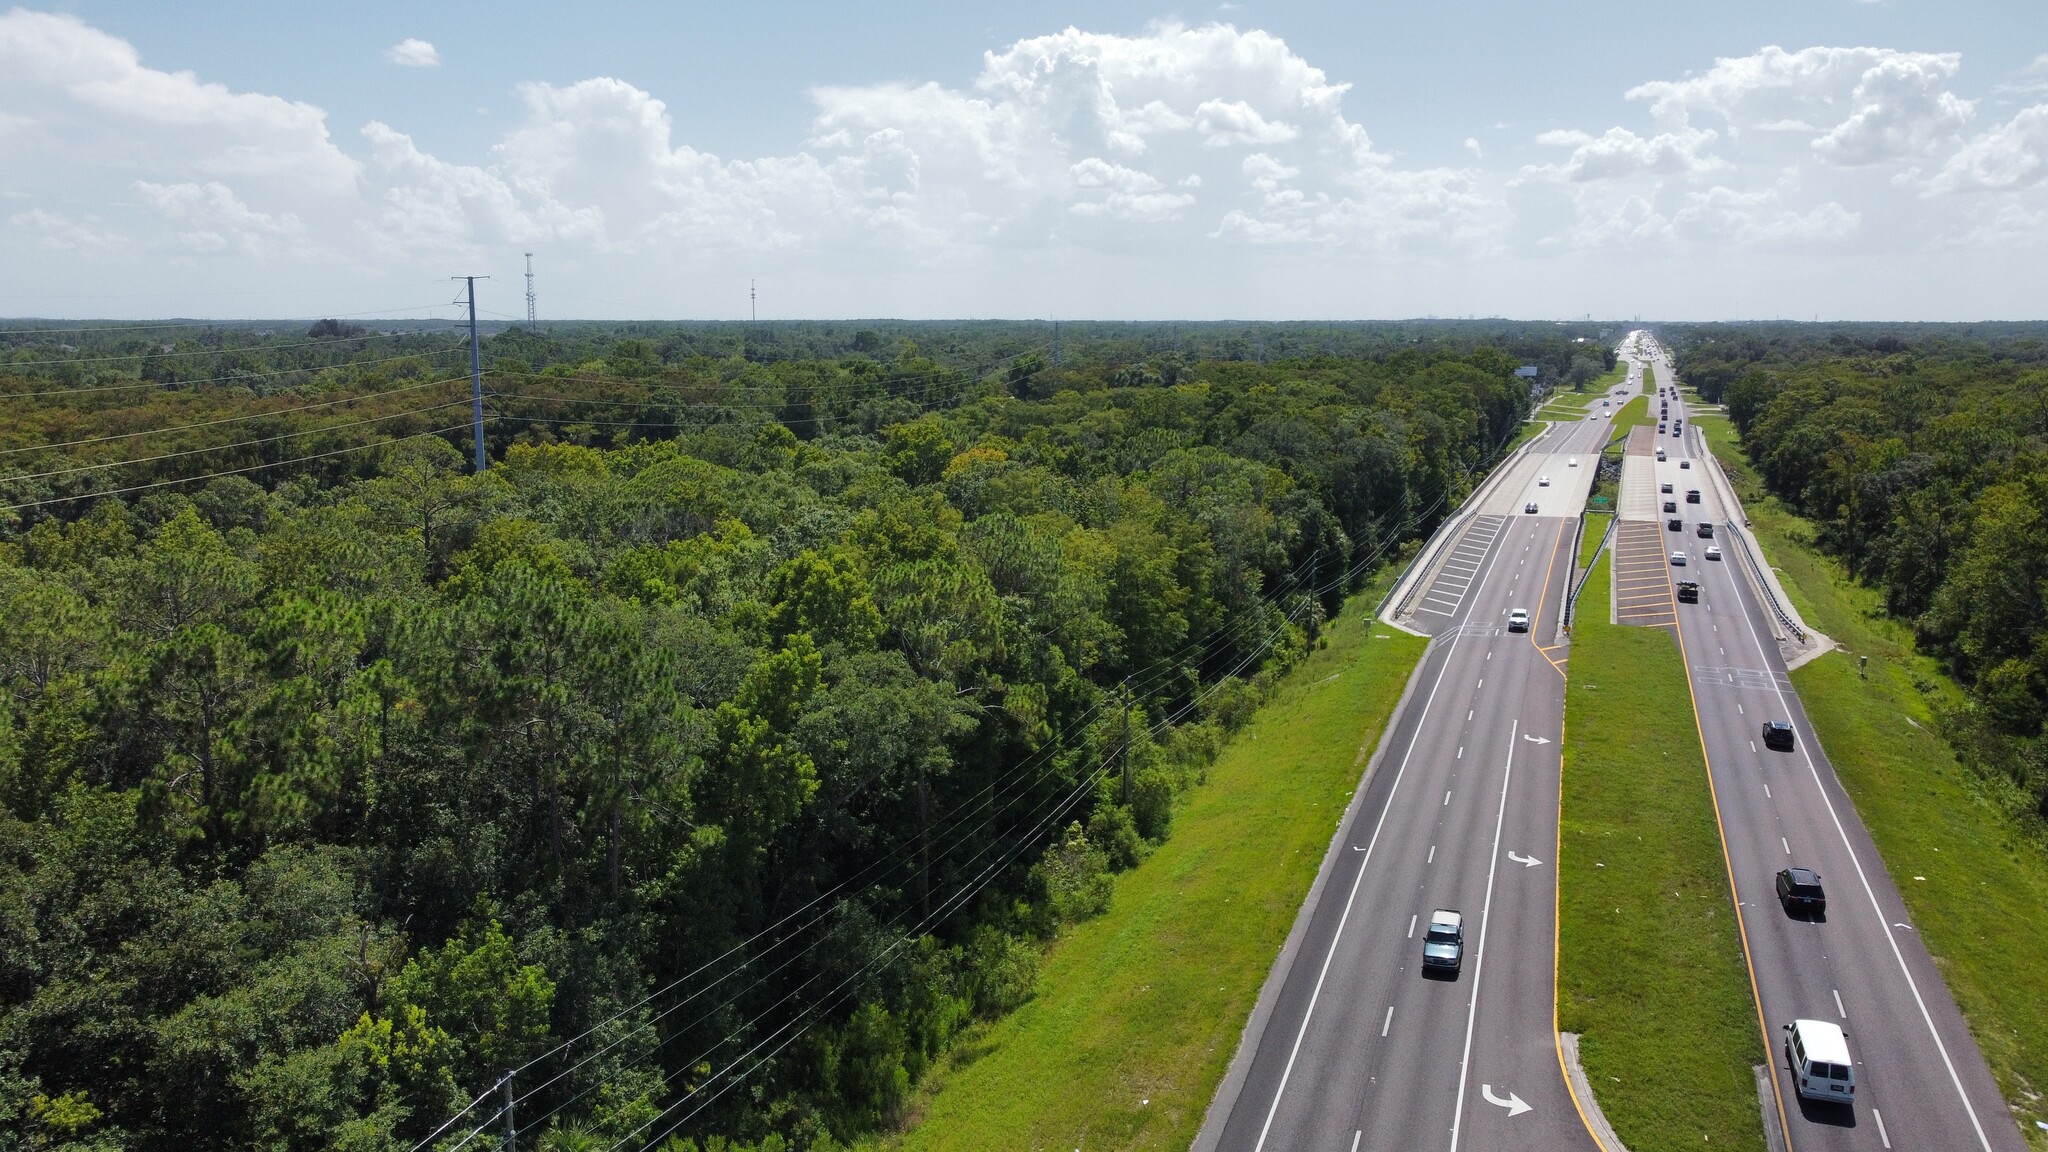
[0,321,1580,1151]
[1671,324,2048,820]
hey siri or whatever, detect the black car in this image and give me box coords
[1661,482,1674,493]
[1762,720,1796,751]
[1776,867,1827,916]
[1664,500,1678,513]
[1676,580,1700,603]
[1524,501,1539,514]
[1680,460,1691,469]
[1667,517,1683,531]
[1686,489,1702,503]
[1697,522,1715,538]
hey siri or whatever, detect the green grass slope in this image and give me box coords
[1559,548,1768,1151]
[872,591,1427,1152]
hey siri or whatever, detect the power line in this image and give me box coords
[2,420,472,512]
[0,344,467,400]
[2,395,474,485]
[0,325,470,370]
[0,375,470,458]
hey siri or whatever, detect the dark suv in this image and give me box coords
[1676,580,1700,603]
[1762,720,1796,751]
[1776,867,1827,916]
[1697,522,1715,538]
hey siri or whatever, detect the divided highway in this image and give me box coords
[1199,336,2026,1152]
[1646,349,2022,1152]
[1197,370,1636,1151]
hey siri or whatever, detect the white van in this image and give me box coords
[1784,1019,1855,1104]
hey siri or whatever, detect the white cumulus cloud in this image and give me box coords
[386,39,440,68]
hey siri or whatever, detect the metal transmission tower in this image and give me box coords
[750,279,757,323]
[524,253,536,325]
[454,275,489,472]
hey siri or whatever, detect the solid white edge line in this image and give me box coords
[1448,719,1518,1152]
[1721,470,1999,1152]
[1245,512,1514,1152]
[1382,1006,1394,1038]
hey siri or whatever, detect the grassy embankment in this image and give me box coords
[1576,511,1610,576]
[872,583,1429,1152]
[1559,546,1769,1151]
[1692,400,2048,1145]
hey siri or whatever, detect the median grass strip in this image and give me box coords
[1559,547,1768,1152]
[1693,404,2048,1145]
[1577,511,1611,575]
[872,588,1427,1152]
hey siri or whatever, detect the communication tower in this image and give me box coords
[524,253,536,325]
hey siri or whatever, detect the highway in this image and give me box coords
[1196,356,1643,1152]
[1645,342,2023,1152]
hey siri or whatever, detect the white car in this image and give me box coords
[1507,608,1530,632]
[1538,475,1550,486]
[1567,457,1578,467]
[1705,545,1722,561]
[1670,551,1688,566]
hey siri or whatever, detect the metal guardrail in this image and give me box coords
[1725,520,1807,644]
[1372,492,1450,620]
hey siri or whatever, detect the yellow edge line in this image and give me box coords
[1669,525,1797,1152]
[1553,546,1611,1152]
[1531,518,1568,677]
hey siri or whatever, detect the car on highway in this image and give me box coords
[1524,501,1539,514]
[1567,457,1578,467]
[1664,500,1678,513]
[1538,475,1550,486]
[1601,399,1609,406]
[1658,423,1667,433]
[1762,720,1796,751]
[1507,608,1530,632]
[1661,481,1673,493]
[1421,909,1464,975]
[1680,460,1691,469]
[1775,867,1827,916]
[1667,517,1683,531]
[1686,489,1701,503]
[1784,1019,1856,1104]
[1669,550,1688,566]
[1705,544,1722,561]
[1656,448,1667,461]
[1697,522,1714,538]
[1676,580,1699,603]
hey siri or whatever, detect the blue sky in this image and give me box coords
[2,1,2044,320]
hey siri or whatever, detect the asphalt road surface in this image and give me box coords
[1648,347,2023,1152]
[1200,395,1623,1151]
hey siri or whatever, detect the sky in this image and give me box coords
[0,1,2043,322]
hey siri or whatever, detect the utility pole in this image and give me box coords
[501,1072,517,1152]
[750,279,756,323]
[524,253,536,325]
[455,275,488,473]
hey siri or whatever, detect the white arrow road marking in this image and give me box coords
[1481,1085,1532,1117]
[1521,733,1551,744]
[1507,852,1543,868]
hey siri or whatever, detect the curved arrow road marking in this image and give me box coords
[1506,851,1543,868]
[1481,1085,1532,1117]
[1522,733,1552,744]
